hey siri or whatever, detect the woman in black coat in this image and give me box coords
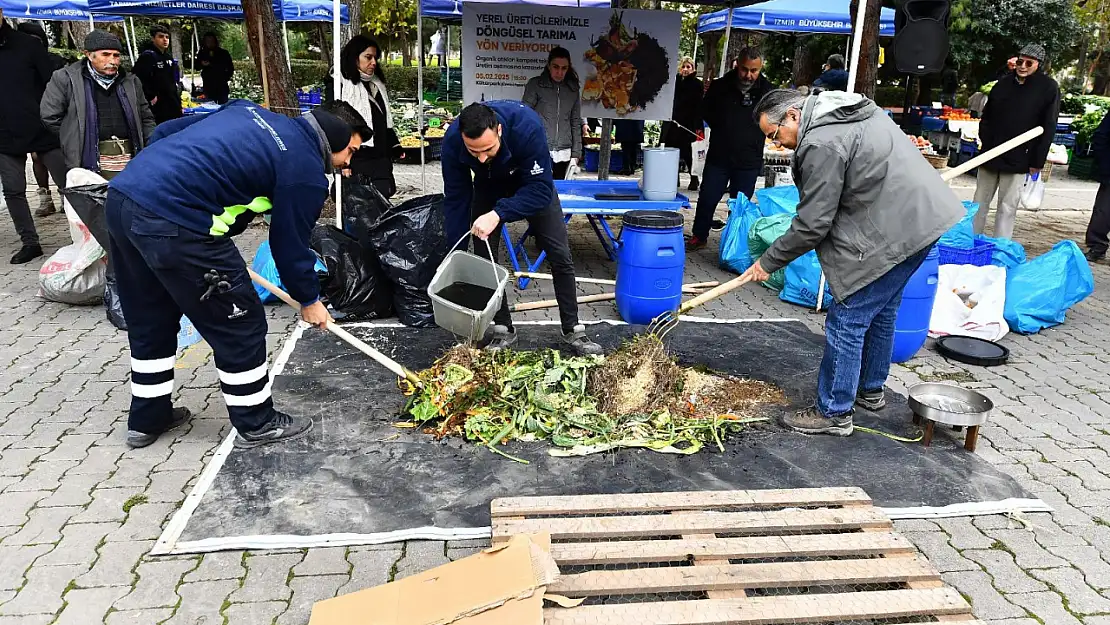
[662,57,703,190]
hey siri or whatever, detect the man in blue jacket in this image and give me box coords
[441,101,602,355]
[106,100,369,449]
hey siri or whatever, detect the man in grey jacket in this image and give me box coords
[40,30,156,179]
[744,89,964,436]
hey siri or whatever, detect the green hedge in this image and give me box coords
[230,60,439,100]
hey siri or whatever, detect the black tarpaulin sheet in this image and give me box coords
[166,320,1045,553]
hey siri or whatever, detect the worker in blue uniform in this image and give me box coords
[106,100,370,449]
[441,101,603,356]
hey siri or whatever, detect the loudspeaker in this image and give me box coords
[894,0,950,75]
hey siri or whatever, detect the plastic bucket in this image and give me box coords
[616,210,686,325]
[427,241,510,342]
[642,147,679,201]
[891,246,940,363]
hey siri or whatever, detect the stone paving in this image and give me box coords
[0,162,1108,623]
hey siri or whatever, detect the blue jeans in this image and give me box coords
[817,245,933,419]
[691,162,760,239]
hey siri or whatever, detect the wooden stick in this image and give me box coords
[675,275,755,317]
[515,273,721,294]
[513,292,615,312]
[940,126,1044,182]
[247,268,422,386]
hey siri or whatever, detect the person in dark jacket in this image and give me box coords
[614,118,644,176]
[106,100,368,449]
[812,54,849,92]
[328,34,399,198]
[0,9,69,264]
[17,22,67,218]
[41,30,156,179]
[1085,113,1110,262]
[441,101,603,356]
[662,56,703,191]
[197,32,233,104]
[687,47,774,250]
[973,43,1059,240]
[133,24,182,124]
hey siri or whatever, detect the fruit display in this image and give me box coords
[939,107,973,121]
[425,127,446,139]
[400,136,429,149]
[908,134,932,150]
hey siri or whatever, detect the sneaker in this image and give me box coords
[11,245,44,265]
[562,324,604,356]
[688,176,700,191]
[710,219,726,232]
[485,324,518,352]
[1086,250,1105,263]
[855,389,886,411]
[782,407,854,436]
[126,407,192,449]
[685,235,708,251]
[233,411,313,449]
[35,189,56,217]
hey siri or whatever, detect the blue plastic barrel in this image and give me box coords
[891,246,940,363]
[616,210,686,325]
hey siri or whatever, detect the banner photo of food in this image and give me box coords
[461,4,681,121]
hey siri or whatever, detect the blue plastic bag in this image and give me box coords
[975,234,1026,268]
[250,240,327,304]
[938,201,979,250]
[177,316,202,352]
[780,250,834,310]
[754,185,799,217]
[718,195,762,274]
[1003,240,1094,334]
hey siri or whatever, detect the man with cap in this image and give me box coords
[105,99,369,449]
[133,24,182,124]
[974,43,1059,240]
[0,6,69,264]
[41,30,156,180]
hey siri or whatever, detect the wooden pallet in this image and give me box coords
[491,487,980,625]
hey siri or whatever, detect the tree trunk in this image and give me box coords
[346,0,361,37]
[702,31,721,85]
[400,33,412,67]
[170,24,184,67]
[65,22,92,51]
[316,23,331,63]
[242,0,298,116]
[791,35,818,87]
[1076,32,1089,93]
[848,0,881,98]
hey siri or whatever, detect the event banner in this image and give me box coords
[462,4,682,121]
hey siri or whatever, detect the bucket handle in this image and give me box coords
[450,231,501,291]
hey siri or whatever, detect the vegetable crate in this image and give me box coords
[1070,156,1099,181]
[490,487,980,625]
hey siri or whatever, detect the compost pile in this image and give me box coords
[401,335,785,460]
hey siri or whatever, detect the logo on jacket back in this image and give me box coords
[530,161,544,176]
[228,304,247,320]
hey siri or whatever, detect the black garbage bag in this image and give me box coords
[310,224,393,320]
[365,194,447,328]
[104,263,127,330]
[342,179,391,245]
[63,184,125,328]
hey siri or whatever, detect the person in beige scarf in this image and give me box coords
[330,34,400,198]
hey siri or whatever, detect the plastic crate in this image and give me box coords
[922,116,947,132]
[1069,155,1098,180]
[938,240,995,266]
[1057,122,1073,133]
[959,139,979,155]
[1055,132,1077,147]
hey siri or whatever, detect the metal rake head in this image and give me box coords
[647,309,681,339]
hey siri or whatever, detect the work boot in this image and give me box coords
[684,235,708,251]
[1086,249,1105,263]
[562,325,603,356]
[855,389,886,411]
[710,219,726,232]
[688,175,699,191]
[233,411,313,449]
[126,407,193,449]
[485,324,518,352]
[34,189,56,217]
[10,245,44,265]
[782,407,853,437]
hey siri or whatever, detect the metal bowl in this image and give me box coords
[907,382,994,427]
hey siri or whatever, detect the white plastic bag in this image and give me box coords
[691,128,709,178]
[38,169,108,305]
[929,264,1009,342]
[1019,172,1045,209]
[1047,144,1070,165]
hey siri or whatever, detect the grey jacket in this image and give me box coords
[760,92,964,301]
[522,74,582,158]
[40,61,156,170]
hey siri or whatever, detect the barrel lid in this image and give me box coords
[622,210,683,229]
[935,335,1009,367]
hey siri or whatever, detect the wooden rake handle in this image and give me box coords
[939,126,1044,183]
[246,268,422,387]
[676,274,755,317]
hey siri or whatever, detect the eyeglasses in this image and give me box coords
[765,112,789,142]
[1015,59,1037,68]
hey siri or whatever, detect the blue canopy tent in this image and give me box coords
[421,0,609,20]
[0,0,130,55]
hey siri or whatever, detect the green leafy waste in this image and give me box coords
[399,336,785,462]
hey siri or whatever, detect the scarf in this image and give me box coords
[80,67,140,172]
[88,61,117,90]
[337,74,393,148]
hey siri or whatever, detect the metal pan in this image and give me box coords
[907,383,994,427]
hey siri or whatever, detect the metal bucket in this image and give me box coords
[427,237,510,343]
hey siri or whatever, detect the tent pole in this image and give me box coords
[445,24,449,95]
[718,3,732,78]
[418,4,425,193]
[333,0,343,228]
[692,30,698,67]
[89,13,94,29]
[283,22,291,72]
[129,18,138,59]
[191,22,196,89]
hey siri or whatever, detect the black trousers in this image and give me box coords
[620,141,640,173]
[1087,182,1110,256]
[469,187,579,333]
[552,161,570,181]
[106,189,275,435]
